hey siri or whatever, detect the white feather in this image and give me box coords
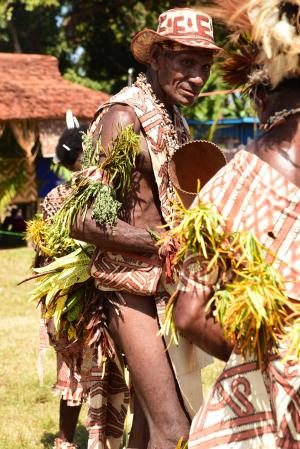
[65,109,80,129]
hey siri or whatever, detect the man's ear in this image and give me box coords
[148,43,163,71]
[253,86,267,110]
[255,94,264,111]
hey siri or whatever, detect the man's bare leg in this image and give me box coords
[128,394,149,449]
[109,294,190,449]
[57,399,81,443]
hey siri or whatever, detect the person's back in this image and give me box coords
[171,2,300,448]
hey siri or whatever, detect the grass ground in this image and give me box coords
[0,247,223,449]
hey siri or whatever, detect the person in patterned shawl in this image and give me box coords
[69,7,221,449]
[39,121,88,449]
[171,1,300,448]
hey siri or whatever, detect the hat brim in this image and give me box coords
[131,29,221,65]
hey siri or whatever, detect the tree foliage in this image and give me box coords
[0,0,253,120]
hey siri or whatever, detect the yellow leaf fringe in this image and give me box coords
[159,193,298,365]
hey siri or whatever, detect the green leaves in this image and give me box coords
[92,184,121,225]
[100,124,140,197]
[29,243,94,338]
[159,196,297,364]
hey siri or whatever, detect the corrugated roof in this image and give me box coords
[0,53,109,121]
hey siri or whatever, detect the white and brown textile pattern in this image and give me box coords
[199,150,300,301]
[86,356,130,449]
[190,352,300,449]
[41,182,72,218]
[52,350,86,406]
[91,250,162,297]
[189,150,300,449]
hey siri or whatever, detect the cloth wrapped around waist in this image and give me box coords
[90,248,163,296]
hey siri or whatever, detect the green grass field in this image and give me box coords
[0,247,223,449]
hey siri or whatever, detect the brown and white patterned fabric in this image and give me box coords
[199,150,300,300]
[86,355,130,449]
[189,150,300,449]
[190,352,300,449]
[41,182,72,218]
[91,250,162,296]
[131,8,221,65]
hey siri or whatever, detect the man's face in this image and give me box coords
[72,152,83,172]
[151,46,213,107]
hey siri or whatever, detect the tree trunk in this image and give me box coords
[8,21,22,53]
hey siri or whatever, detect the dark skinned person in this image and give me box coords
[69,8,222,449]
[165,2,300,448]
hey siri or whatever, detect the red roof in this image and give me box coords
[0,53,109,121]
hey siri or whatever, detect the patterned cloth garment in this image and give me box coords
[85,73,212,449]
[41,183,94,407]
[189,150,300,449]
[41,182,72,219]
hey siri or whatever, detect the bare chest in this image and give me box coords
[119,133,163,227]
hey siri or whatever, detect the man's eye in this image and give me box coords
[182,59,193,66]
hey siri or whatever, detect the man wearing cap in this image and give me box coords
[70,7,220,449]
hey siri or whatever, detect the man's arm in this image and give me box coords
[70,104,159,254]
[173,284,233,362]
[71,208,158,254]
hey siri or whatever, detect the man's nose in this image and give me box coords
[189,71,205,88]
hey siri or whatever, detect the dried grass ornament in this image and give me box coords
[158,191,298,366]
[204,0,300,89]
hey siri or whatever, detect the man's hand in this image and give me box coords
[173,255,233,361]
[71,208,159,255]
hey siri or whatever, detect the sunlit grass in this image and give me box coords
[0,247,88,449]
[0,247,223,448]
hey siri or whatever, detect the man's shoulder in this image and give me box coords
[91,84,146,135]
[100,84,147,115]
[200,150,248,205]
[110,84,142,104]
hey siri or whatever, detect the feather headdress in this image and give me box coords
[204,0,300,89]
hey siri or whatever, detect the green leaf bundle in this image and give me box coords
[100,124,140,197]
[44,124,140,253]
[29,243,94,340]
[159,195,296,365]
